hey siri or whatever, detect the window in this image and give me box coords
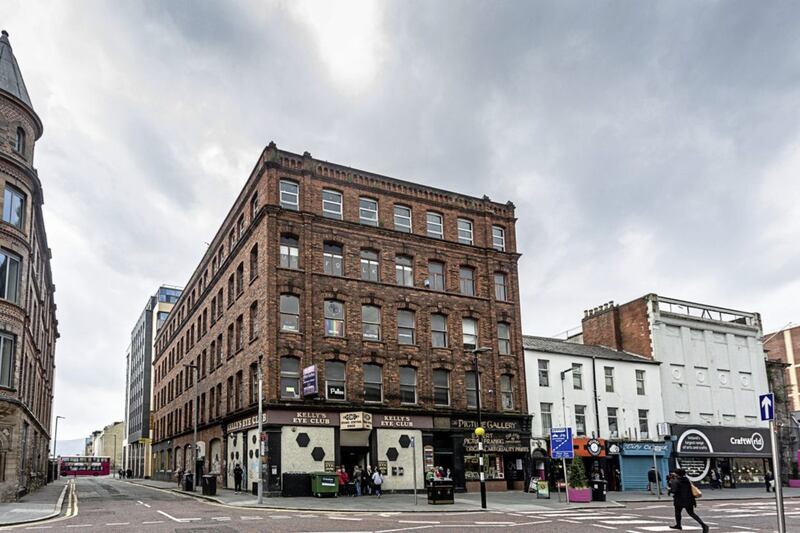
[359,197,378,226]
[0,334,14,388]
[428,261,445,291]
[494,273,507,301]
[465,371,479,409]
[462,318,478,350]
[361,305,381,341]
[0,250,20,303]
[538,360,550,387]
[457,218,473,244]
[280,235,299,269]
[492,226,505,251]
[14,127,25,155]
[572,363,583,390]
[236,262,244,295]
[364,364,382,402]
[575,405,587,436]
[604,367,615,393]
[323,242,343,276]
[3,186,25,229]
[395,255,414,286]
[433,369,450,406]
[500,375,514,410]
[250,244,258,280]
[360,250,379,281]
[607,407,619,437]
[638,409,650,438]
[249,302,259,340]
[237,215,244,240]
[280,357,300,399]
[399,366,417,404]
[459,266,475,296]
[326,361,346,400]
[636,370,646,395]
[426,212,443,239]
[235,315,244,350]
[394,205,412,233]
[324,300,345,337]
[280,295,300,332]
[497,322,511,355]
[249,363,258,405]
[250,193,259,220]
[322,189,343,219]
[431,314,448,348]
[540,403,553,435]
[279,180,299,210]
[397,310,416,345]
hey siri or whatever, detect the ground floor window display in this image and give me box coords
[672,424,771,487]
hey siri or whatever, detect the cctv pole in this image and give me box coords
[412,436,418,505]
[560,369,573,504]
[471,347,491,510]
[770,420,786,533]
[53,416,64,480]
[257,354,263,505]
[651,446,661,500]
[185,363,199,492]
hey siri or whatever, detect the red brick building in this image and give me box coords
[151,143,530,493]
[0,31,59,501]
[764,324,800,411]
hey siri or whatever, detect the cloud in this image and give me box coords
[2,0,799,439]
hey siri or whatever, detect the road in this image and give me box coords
[3,477,795,532]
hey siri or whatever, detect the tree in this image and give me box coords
[569,458,588,488]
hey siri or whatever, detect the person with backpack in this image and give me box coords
[372,467,383,498]
[669,469,708,532]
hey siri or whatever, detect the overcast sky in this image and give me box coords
[3,1,799,441]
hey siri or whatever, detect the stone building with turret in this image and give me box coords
[0,31,59,501]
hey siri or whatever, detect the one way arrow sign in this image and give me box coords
[759,393,775,421]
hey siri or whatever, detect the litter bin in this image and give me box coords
[427,479,455,504]
[201,475,217,496]
[182,472,194,492]
[310,472,339,497]
[590,479,607,502]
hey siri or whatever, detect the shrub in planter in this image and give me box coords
[567,458,592,502]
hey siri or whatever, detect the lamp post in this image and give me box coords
[52,416,64,480]
[113,434,117,478]
[257,354,263,505]
[184,363,199,492]
[470,346,492,510]
[560,367,576,504]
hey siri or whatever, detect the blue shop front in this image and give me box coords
[618,441,671,491]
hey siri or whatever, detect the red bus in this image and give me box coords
[60,456,111,476]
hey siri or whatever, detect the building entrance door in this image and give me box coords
[341,446,369,477]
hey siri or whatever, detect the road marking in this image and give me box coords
[212,516,232,521]
[142,521,164,524]
[65,526,93,529]
[398,520,440,524]
[474,522,516,525]
[142,503,151,508]
[636,505,670,510]
[25,528,52,530]
[601,520,659,525]
[509,522,551,528]
[376,527,434,533]
[638,527,702,532]
[329,516,363,521]
[241,516,264,520]
[105,523,130,526]
[156,509,184,522]
[559,519,581,524]
[593,526,617,530]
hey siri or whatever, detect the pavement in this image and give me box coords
[0,478,68,526]
[0,477,795,532]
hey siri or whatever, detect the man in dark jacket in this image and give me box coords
[233,463,243,494]
[669,469,708,532]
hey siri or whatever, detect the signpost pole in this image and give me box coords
[770,420,786,533]
[563,458,570,503]
[652,446,661,500]
[257,354,263,505]
[412,436,418,506]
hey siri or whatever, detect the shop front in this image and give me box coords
[672,425,772,488]
[618,441,670,491]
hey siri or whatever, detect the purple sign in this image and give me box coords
[303,365,318,396]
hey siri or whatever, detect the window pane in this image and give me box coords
[397,310,415,345]
[459,267,474,296]
[426,212,443,239]
[431,314,448,348]
[394,205,412,233]
[465,371,478,408]
[395,256,413,286]
[538,360,549,387]
[3,186,24,229]
[462,318,477,349]
[359,198,378,226]
[323,243,343,276]
[457,219,473,244]
[492,226,505,251]
[362,305,381,341]
[322,190,343,219]
[360,250,379,281]
[326,361,346,400]
[428,261,445,291]
[433,369,450,406]
[399,367,417,404]
[494,273,507,301]
[280,295,300,332]
[364,364,382,402]
[0,335,13,387]
[279,180,299,210]
[497,322,510,355]
[500,375,513,410]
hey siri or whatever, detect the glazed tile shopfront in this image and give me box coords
[219,409,532,494]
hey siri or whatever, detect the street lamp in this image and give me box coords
[470,347,492,510]
[184,363,199,492]
[560,367,576,504]
[257,354,264,505]
[113,434,117,478]
[52,416,65,480]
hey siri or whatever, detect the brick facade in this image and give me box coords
[151,143,530,491]
[582,297,653,358]
[764,325,800,411]
[0,33,59,502]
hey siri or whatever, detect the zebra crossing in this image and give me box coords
[507,508,759,533]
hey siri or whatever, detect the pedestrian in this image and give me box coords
[648,467,657,493]
[709,469,718,490]
[366,465,374,495]
[353,465,362,496]
[362,465,371,496]
[233,463,243,494]
[338,466,350,496]
[669,468,708,532]
[176,467,183,488]
[126,468,132,479]
[765,470,774,493]
[372,467,383,498]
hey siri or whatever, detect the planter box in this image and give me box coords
[567,487,592,502]
[788,479,800,488]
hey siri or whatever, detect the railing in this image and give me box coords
[656,296,758,327]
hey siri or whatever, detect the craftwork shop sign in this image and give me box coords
[673,425,770,457]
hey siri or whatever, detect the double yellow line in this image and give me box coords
[1,479,79,530]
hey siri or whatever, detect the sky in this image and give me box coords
[2,0,799,440]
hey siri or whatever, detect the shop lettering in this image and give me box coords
[730,433,765,452]
[380,416,414,428]
[292,412,331,425]
[226,413,267,433]
[451,419,518,431]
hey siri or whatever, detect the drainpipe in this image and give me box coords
[591,357,601,438]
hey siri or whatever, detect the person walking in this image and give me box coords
[233,463,243,494]
[765,470,774,493]
[648,467,657,493]
[353,465,362,496]
[372,467,383,498]
[669,469,709,532]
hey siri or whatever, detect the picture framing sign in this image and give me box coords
[302,365,318,397]
[550,427,574,459]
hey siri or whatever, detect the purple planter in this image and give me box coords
[568,487,592,502]
[788,479,800,488]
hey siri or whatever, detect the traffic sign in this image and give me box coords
[760,393,775,421]
[550,427,574,459]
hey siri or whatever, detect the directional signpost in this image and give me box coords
[760,392,785,533]
[550,427,574,503]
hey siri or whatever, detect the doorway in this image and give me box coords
[341,447,369,477]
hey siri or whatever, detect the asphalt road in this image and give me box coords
[4,477,795,532]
